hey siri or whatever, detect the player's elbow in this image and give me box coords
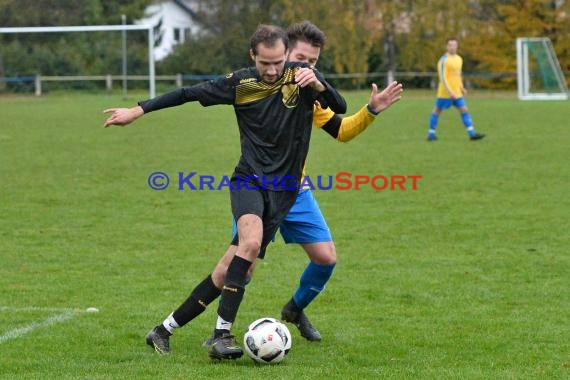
[336,133,354,143]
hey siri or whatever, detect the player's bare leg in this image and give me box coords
[211,245,257,288]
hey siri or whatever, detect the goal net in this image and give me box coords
[516,37,568,100]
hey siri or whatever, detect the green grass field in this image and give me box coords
[1,89,569,379]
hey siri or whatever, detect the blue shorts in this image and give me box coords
[435,97,466,110]
[231,189,332,245]
[279,189,332,243]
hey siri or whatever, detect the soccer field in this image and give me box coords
[1,90,569,379]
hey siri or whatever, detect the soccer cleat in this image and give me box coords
[427,134,438,141]
[145,325,172,354]
[208,332,243,360]
[470,132,485,141]
[202,332,216,347]
[281,302,322,342]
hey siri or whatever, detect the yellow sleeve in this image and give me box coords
[313,104,376,142]
[313,106,336,128]
[438,56,453,98]
[336,105,376,142]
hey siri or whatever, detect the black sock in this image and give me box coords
[217,256,251,327]
[172,275,221,327]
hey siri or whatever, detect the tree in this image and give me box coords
[277,0,379,87]
[464,0,570,88]
[0,0,149,26]
[0,0,150,91]
[158,0,282,75]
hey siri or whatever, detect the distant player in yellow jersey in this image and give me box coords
[427,38,485,141]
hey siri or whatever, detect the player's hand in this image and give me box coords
[461,87,468,96]
[368,81,403,114]
[102,106,144,128]
[446,88,457,99]
[295,67,326,92]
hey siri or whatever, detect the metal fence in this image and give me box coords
[1,71,569,95]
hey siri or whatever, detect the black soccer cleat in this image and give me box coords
[470,132,485,141]
[208,332,243,360]
[145,325,171,354]
[281,300,322,342]
[202,332,215,347]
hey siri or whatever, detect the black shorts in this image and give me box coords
[230,175,297,259]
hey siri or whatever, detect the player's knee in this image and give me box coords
[239,238,261,258]
[320,248,337,265]
[309,242,337,265]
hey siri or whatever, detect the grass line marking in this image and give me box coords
[0,306,87,313]
[0,306,99,344]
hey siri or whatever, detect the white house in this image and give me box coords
[136,0,209,61]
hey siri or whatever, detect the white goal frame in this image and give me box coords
[0,25,156,97]
[516,37,568,101]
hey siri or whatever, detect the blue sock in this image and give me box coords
[461,112,476,137]
[292,262,335,310]
[428,113,439,135]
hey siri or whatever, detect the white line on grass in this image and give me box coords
[0,311,74,344]
[0,306,99,344]
[0,306,86,313]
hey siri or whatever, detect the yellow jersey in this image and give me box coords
[436,53,463,98]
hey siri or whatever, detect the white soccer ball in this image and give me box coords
[243,317,292,364]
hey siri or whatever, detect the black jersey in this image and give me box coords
[138,62,346,190]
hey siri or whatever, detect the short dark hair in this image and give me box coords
[287,21,326,49]
[250,24,289,55]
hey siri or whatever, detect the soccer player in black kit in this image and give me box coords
[103,24,346,359]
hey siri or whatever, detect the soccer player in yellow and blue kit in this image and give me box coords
[427,38,485,141]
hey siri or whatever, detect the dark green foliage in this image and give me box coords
[0,0,150,91]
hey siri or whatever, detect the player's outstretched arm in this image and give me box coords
[102,79,235,128]
[315,81,403,142]
[102,106,144,128]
